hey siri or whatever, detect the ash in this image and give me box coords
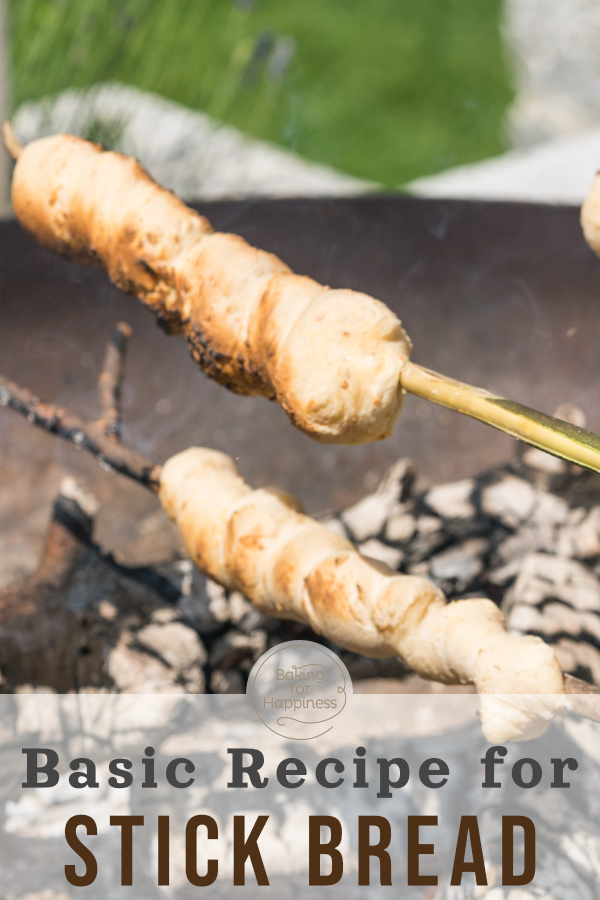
[3,439,600,696]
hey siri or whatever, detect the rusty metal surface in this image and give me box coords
[1,195,600,579]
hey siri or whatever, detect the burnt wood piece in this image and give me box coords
[0,484,176,690]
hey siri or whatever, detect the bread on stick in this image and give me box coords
[159,447,566,742]
[582,173,600,255]
[10,133,411,444]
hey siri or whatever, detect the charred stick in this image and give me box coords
[97,320,132,439]
[0,373,161,490]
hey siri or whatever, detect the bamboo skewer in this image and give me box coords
[400,361,600,475]
[4,120,600,477]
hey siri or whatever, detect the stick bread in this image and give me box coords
[11,134,410,444]
[160,447,566,742]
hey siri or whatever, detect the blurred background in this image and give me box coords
[1,0,599,212]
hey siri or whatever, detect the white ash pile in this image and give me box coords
[332,446,600,686]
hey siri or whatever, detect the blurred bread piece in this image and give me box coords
[581,173,600,256]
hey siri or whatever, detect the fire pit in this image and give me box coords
[2,194,600,696]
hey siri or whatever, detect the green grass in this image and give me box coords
[8,0,513,187]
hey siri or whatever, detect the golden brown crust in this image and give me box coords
[12,133,411,443]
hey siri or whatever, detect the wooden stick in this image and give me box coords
[0,374,161,491]
[97,321,132,440]
[400,361,600,475]
[2,119,22,160]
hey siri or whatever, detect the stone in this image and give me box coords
[14,83,372,202]
[425,478,476,519]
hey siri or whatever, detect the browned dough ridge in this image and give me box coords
[11,133,412,444]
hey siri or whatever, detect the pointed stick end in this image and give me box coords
[2,120,23,160]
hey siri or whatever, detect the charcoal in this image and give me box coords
[384,510,416,544]
[481,474,538,527]
[503,553,600,614]
[177,569,231,636]
[558,507,600,559]
[340,492,391,542]
[107,619,206,694]
[209,629,267,672]
[425,478,476,519]
[210,668,246,694]
[429,538,488,593]
[359,538,404,570]
[341,458,415,541]
[496,520,558,563]
[404,515,447,562]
